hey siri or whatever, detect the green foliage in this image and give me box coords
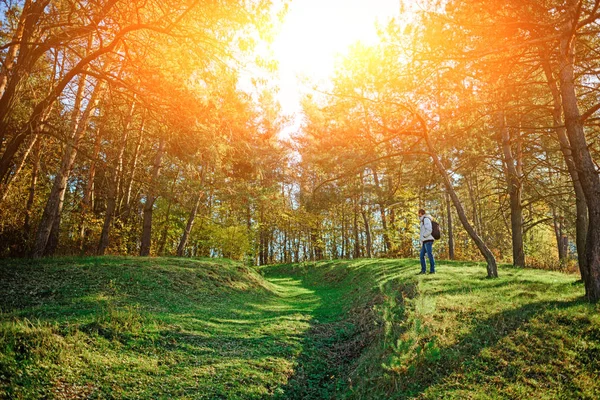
[212,225,252,261]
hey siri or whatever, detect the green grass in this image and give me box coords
[0,257,319,399]
[1,257,599,399]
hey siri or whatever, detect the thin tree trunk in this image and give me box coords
[446,191,455,260]
[79,125,102,251]
[177,191,203,257]
[140,139,166,256]
[32,79,103,257]
[97,166,119,255]
[353,197,360,258]
[542,57,588,280]
[373,168,391,252]
[97,100,136,254]
[157,200,172,256]
[557,2,600,300]
[361,208,372,258]
[422,124,498,277]
[157,171,179,255]
[498,111,525,267]
[466,175,482,235]
[23,139,41,242]
[341,206,346,258]
[116,99,137,214]
[123,114,145,215]
[552,206,567,262]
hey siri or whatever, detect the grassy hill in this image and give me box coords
[1,257,598,399]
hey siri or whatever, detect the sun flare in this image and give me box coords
[272,0,400,112]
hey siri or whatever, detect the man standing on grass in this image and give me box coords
[418,209,435,275]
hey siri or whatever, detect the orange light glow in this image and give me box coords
[272,0,400,113]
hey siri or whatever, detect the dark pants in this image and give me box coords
[420,240,435,273]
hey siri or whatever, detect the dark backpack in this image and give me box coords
[430,218,441,240]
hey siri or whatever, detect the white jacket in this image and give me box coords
[419,214,434,244]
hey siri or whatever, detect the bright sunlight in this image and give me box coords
[272,0,400,112]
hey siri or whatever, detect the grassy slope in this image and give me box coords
[1,257,599,399]
[265,260,600,399]
[0,257,320,399]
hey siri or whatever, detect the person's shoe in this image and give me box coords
[417,271,426,275]
[429,271,436,274]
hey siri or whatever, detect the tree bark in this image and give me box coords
[557,1,600,300]
[542,57,588,280]
[122,113,145,217]
[445,191,455,260]
[157,171,178,255]
[97,100,136,255]
[422,124,498,277]
[498,111,525,267]
[79,125,102,251]
[23,139,41,242]
[177,191,203,257]
[552,207,568,263]
[361,208,372,258]
[353,197,360,258]
[32,79,103,257]
[373,168,392,253]
[140,139,166,256]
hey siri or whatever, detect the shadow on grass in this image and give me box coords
[265,264,389,400]
[397,298,586,399]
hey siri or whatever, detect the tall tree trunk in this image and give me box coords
[116,99,137,215]
[123,114,145,215]
[157,171,179,255]
[552,207,568,263]
[557,2,600,300]
[32,79,103,257]
[140,139,166,256]
[445,191,455,260]
[498,111,525,267]
[97,166,119,256]
[373,168,392,252]
[353,198,360,258]
[465,174,482,235]
[157,200,172,256]
[97,100,136,254]
[361,208,372,258]
[269,229,275,264]
[422,124,498,277]
[79,125,102,251]
[542,57,588,281]
[177,191,203,257]
[341,207,346,258]
[311,228,323,261]
[23,139,41,242]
